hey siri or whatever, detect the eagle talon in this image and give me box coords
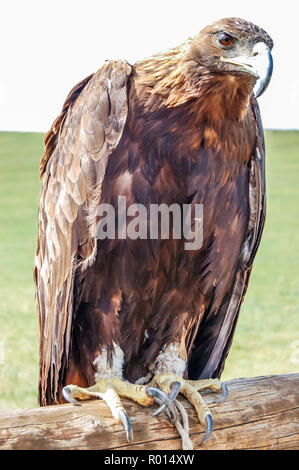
[151,381,181,419]
[202,414,213,444]
[62,385,82,406]
[215,383,229,402]
[118,408,133,442]
[146,384,179,423]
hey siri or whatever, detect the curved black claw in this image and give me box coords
[215,383,229,403]
[62,385,81,406]
[152,382,181,419]
[201,414,213,445]
[118,408,133,442]
[146,383,180,423]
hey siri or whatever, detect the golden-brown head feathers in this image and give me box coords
[134,17,273,122]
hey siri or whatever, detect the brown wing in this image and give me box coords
[34,60,132,405]
[188,96,266,379]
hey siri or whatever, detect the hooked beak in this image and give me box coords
[220,42,273,98]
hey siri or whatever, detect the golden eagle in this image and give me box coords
[34,17,273,446]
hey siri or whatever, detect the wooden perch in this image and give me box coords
[0,374,298,450]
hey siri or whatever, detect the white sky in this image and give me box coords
[0,0,298,132]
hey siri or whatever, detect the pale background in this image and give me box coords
[0,0,298,132]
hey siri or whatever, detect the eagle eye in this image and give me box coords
[218,32,234,47]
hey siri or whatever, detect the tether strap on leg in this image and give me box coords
[173,399,193,450]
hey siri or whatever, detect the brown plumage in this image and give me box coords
[35,17,273,406]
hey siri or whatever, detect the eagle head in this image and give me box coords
[187,17,274,98]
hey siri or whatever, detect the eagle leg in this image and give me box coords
[147,343,228,446]
[62,378,155,442]
[62,343,155,442]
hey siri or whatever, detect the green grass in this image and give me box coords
[0,130,298,409]
[0,132,42,409]
[223,131,299,380]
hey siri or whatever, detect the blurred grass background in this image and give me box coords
[0,130,298,409]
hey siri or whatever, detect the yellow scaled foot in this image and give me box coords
[147,374,228,445]
[62,377,154,442]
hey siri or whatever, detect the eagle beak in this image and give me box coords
[221,42,273,98]
[252,43,273,98]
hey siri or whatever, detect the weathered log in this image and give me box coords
[0,374,298,450]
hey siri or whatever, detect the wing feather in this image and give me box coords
[35,60,132,405]
[188,96,266,379]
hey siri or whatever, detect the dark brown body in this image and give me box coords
[68,78,255,386]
